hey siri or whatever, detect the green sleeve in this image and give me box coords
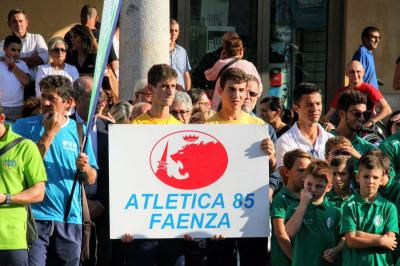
[284,204,297,223]
[379,142,400,178]
[384,202,399,234]
[271,196,287,219]
[340,202,356,235]
[23,140,47,187]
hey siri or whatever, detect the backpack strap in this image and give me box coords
[216,58,240,80]
[0,137,24,157]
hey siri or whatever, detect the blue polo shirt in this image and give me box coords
[353,45,378,89]
[170,44,191,88]
[12,115,98,224]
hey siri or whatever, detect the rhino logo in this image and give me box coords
[150,130,228,189]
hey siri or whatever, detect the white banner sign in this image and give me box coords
[109,124,270,239]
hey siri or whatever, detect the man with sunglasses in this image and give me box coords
[324,61,392,127]
[352,26,381,89]
[329,90,376,171]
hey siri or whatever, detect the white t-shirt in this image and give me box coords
[0,33,48,79]
[275,122,334,168]
[0,60,30,107]
[35,63,79,97]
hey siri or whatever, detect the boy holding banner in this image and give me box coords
[206,67,274,265]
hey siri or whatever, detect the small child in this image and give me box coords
[285,160,343,266]
[341,153,399,265]
[327,155,354,209]
[0,35,30,121]
[270,149,312,266]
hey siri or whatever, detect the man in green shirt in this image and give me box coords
[285,160,343,266]
[379,130,400,180]
[330,90,376,170]
[270,149,312,266]
[0,106,47,265]
[340,154,398,266]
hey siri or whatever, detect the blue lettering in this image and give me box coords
[212,193,225,208]
[190,213,204,228]
[124,194,138,209]
[166,194,178,209]
[191,193,197,209]
[205,213,217,228]
[218,213,230,228]
[149,213,162,229]
[177,213,190,229]
[181,193,191,209]
[153,194,163,209]
[161,214,174,229]
[142,193,153,209]
[198,193,211,209]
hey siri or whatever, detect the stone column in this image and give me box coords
[119,0,170,101]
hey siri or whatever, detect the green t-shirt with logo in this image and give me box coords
[326,190,349,211]
[340,192,399,266]
[270,186,300,266]
[0,125,47,250]
[379,131,400,180]
[285,198,341,266]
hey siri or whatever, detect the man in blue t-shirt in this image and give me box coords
[13,75,98,266]
[352,26,381,89]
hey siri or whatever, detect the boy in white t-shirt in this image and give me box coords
[0,35,30,121]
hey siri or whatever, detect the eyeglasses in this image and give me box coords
[347,110,371,120]
[170,110,190,117]
[248,91,258,97]
[52,48,67,53]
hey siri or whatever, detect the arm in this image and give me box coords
[345,231,396,250]
[109,59,119,80]
[273,218,292,259]
[285,188,312,237]
[4,56,30,86]
[21,52,44,68]
[76,153,97,185]
[323,238,345,263]
[37,112,64,158]
[373,98,392,123]
[394,61,400,90]
[0,182,45,204]
[184,71,191,91]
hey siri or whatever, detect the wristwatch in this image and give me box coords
[1,194,11,206]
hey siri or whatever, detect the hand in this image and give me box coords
[210,235,225,241]
[323,122,335,132]
[43,111,63,137]
[330,144,361,159]
[183,234,195,241]
[121,233,134,243]
[322,248,338,263]
[4,55,16,71]
[379,235,397,250]
[87,199,105,219]
[76,153,90,173]
[95,113,115,123]
[300,187,313,207]
[363,118,375,128]
[260,138,275,156]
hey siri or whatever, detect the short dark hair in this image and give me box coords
[7,9,27,24]
[4,35,22,47]
[386,110,400,136]
[361,26,379,43]
[337,90,367,112]
[39,75,73,101]
[306,160,332,184]
[147,64,177,86]
[364,150,390,176]
[188,88,207,105]
[358,153,384,173]
[260,96,284,112]
[325,136,352,157]
[219,68,248,90]
[223,37,243,58]
[330,155,354,174]
[283,149,312,170]
[292,82,321,105]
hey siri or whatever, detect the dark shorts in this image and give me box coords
[0,249,28,266]
[28,220,82,266]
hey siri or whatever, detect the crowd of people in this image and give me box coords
[1,4,400,266]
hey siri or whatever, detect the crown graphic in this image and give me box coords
[183,135,199,142]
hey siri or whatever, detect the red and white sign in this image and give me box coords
[109,124,270,239]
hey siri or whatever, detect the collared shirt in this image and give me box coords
[285,198,341,266]
[379,131,400,180]
[276,122,334,168]
[340,192,398,266]
[353,45,379,89]
[169,44,191,88]
[0,32,49,79]
[379,177,400,223]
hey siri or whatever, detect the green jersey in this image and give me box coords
[379,131,400,180]
[0,125,47,250]
[270,186,300,266]
[340,192,399,266]
[286,198,341,266]
[326,190,350,211]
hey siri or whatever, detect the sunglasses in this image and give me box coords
[52,48,66,53]
[348,110,371,120]
[170,110,190,117]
